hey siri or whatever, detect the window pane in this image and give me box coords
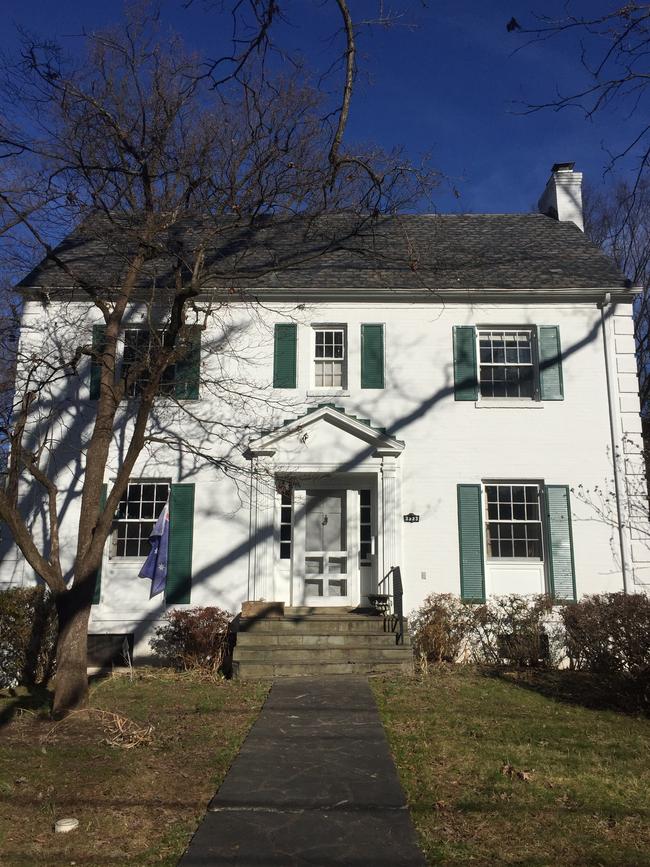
[127,501,140,519]
[125,539,140,557]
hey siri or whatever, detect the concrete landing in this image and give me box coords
[179,677,426,866]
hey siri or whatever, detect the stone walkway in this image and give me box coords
[179,677,426,866]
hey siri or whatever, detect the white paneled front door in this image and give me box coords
[292,488,360,606]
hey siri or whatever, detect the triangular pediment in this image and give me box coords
[247,403,404,458]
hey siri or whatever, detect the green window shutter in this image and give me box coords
[538,326,564,400]
[174,325,201,400]
[457,484,486,602]
[91,483,108,605]
[273,323,297,388]
[166,484,195,604]
[90,325,106,400]
[544,485,576,602]
[453,326,478,401]
[361,324,385,389]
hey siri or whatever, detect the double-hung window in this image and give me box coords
[313,326,346,389]
[113,480,170,557]
[485,482,543,560]
[454,324,563,403]
[122,329,177,398]
[478,328,536,399]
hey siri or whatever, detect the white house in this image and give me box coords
[1,162,648,672]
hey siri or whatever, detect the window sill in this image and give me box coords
[108,557,146,565]
[475,399,544,409]
[306,390,350,398]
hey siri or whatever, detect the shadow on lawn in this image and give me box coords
[481,666,650,717]
[0,684,53,728]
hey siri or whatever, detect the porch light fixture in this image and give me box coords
[403,513,419,523]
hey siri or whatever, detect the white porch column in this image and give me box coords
[251,458,276,601]
[381,455,402,581]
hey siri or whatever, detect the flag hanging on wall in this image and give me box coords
[138,501,170,597]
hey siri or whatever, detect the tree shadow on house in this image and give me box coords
[481,665,650,717]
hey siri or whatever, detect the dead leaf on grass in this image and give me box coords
[500,763,534,782]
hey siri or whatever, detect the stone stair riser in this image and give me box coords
[237,618,407,635]
[233,660,414,678]
[235,632,409,648]
[234,647,411,663]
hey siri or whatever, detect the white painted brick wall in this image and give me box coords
[3,295,649,652]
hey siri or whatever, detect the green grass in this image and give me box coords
[0,671,268,866]
[373,667,650,866]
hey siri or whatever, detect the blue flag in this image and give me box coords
[138,501,170,597]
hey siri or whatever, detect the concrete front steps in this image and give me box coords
[232,607,413,678]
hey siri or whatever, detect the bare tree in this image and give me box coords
[583,178,650,414]
[0,5,434,715]
[515,3,650,188]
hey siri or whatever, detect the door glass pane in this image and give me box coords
[305,557,323,574]
[328,579,347,597]
[305,491,345,552]
[305,579,323,596]
[328,557,347,573]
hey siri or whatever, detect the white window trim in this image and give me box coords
[109,477,171,560]
[311,324,347,390]
[482,479,546,563]
[476,325,540,403]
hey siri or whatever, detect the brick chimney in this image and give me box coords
[537,162,584,231]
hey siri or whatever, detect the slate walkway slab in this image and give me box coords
[179,677,426,866]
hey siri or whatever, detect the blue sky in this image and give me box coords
[0,0,638,214]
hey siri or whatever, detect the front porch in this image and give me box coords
[246,404,406,609]
[239,404,412,675]
[231,604,413,678]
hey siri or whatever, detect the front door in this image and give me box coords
[292,488,360,606]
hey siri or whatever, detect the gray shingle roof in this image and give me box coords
[19,212,628,292]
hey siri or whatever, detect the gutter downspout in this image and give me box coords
[247,456,255,602]
[599,292,629,593]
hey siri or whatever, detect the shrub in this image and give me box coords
[470,595,556,667]
[410,593,558,668]
[410,593,473,663]
[151,606,232,674]
[0,586,58,688]
[561,592,650,674]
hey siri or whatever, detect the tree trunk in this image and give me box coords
[52,588,92,718]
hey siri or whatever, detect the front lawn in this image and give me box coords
[0,671,268,866]
[373,667,650,865]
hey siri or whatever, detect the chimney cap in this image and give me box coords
[551,161,576,173]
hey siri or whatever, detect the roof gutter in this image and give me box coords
[19,285,640,304]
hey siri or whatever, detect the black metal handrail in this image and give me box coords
[377,565,404,645]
